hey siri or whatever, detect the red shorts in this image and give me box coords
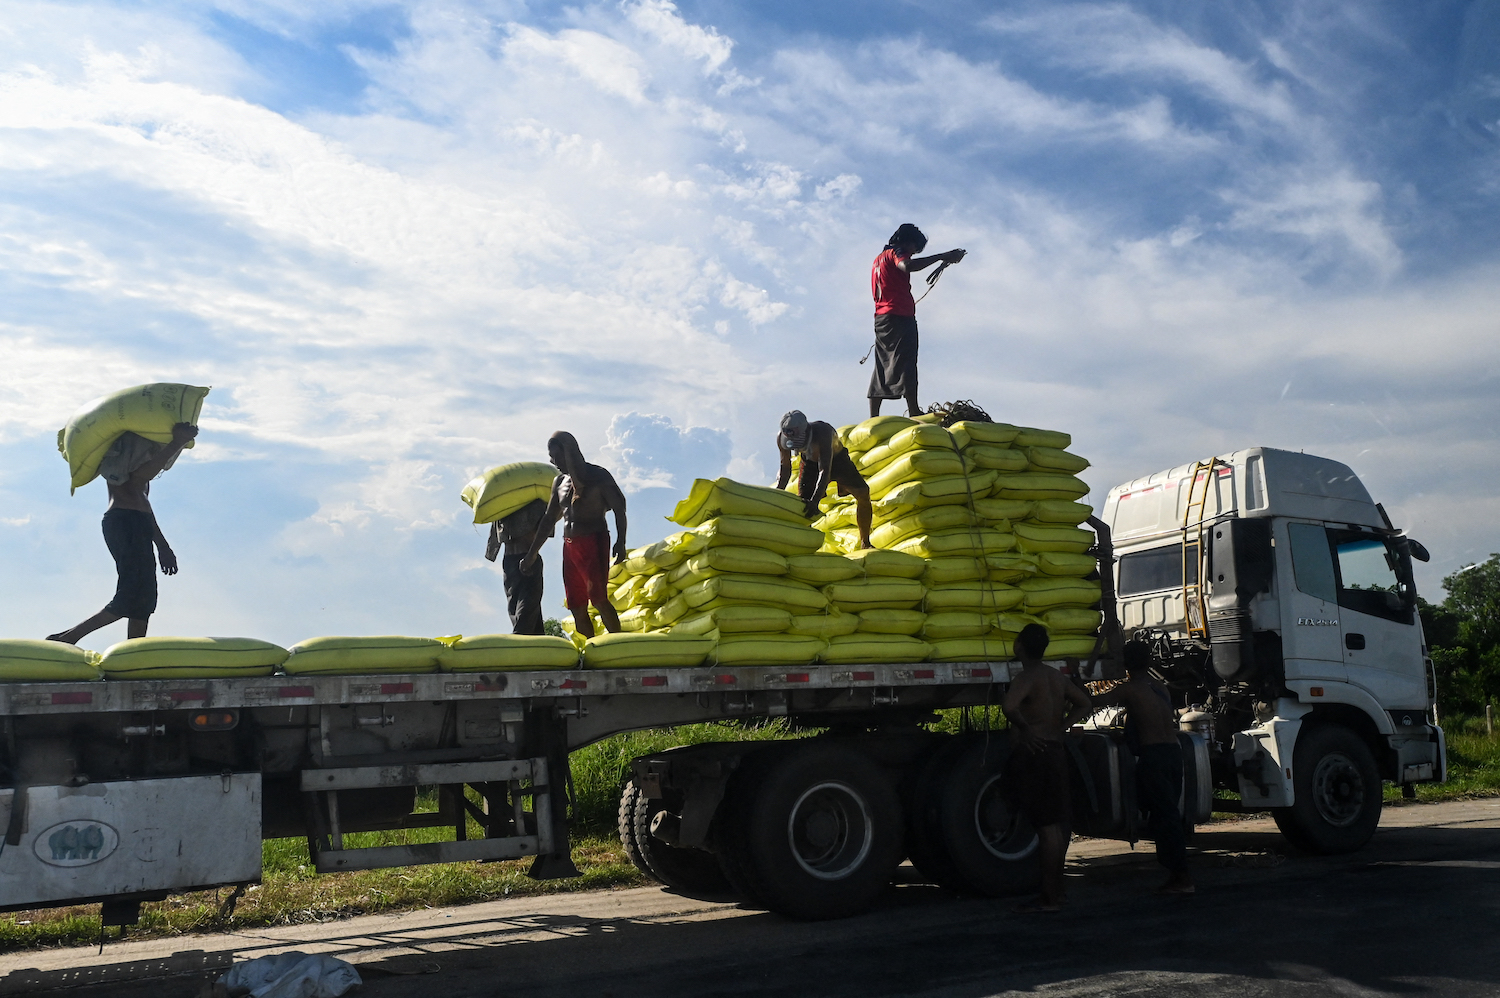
[562,530,611,609]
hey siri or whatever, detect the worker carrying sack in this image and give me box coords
[99,636,289,679]
[440,634,580,671]
[461,462,558,524]
[284,636,444,675]
[59,383,210,493]
[0,640,102,682]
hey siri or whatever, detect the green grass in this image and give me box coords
[0,709,1492,952]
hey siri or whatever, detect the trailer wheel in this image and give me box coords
[716,743,902,920]
[629,786,735,900]
[932,737,1041,897]
[1273,723,1382,855]
[617,782,654,880]
[903,736,963,886]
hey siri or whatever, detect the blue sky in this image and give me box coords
[1,0,1496,648]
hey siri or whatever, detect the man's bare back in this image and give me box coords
[1002,660,1092,746]
[1096,675,1178,747]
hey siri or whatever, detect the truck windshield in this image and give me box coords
[1118,545,1197,595]
[1331,532,1415,625]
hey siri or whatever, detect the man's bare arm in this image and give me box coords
[603,473,629,563]
[896,249,966,274]
[520,483,564,570]
[1001,676,1038,745]
[128,423,198,486]
[149,513,178,575]
[1060,678,1094,729]
[774,439,793,491]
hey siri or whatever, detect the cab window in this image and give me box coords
[1331,531,1414,625]
[1287,522,1337,603]
[1118,545,1197,595]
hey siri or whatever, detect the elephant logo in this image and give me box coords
[33,821,118,867]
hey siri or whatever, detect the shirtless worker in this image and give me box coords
[1092,640,1194,895]
[47,422,199,645]
[773,410,873,549]
[485,498,550,635]
[1000,623,1094,913]
[521,432,628,639]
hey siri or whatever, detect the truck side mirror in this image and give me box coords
[1404,538,1430,563]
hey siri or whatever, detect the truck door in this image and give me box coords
[1280,521,1346,680]
[1327,530,1426,709]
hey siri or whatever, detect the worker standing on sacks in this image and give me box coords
[775,411,873,550]
[867,224,966,418]
[522,431,628,639]
[485,498,550,635]
[47,422,198,645]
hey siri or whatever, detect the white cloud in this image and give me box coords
[600,412,732,492]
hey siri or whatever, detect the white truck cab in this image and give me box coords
[1102,446,1445,852]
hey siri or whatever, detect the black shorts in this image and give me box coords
[999,740,1071,828]
[102,508,157,619]
[799,450,867,502]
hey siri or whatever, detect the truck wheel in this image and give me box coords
[716,743,902,920]
[629,785,735,899]
[617,783,655,880]
[933,737,1041,897]
[903,736,963,887]
[1273,723,1382,855]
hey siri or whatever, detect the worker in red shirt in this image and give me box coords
[867,223,966,418]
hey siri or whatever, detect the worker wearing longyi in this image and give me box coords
[774,410,873,550]
[486,498,550,635]
[522,431,628,639]
[868,223,966,418]
[47,422,199,645]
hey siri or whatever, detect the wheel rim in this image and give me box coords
[786,781,873,881]
[973,774,1038,860]
[1310,751,1366,827]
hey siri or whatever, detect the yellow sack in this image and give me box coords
[674,605,794,636]
[949,420,1020,446]
[844,547,927,579]
[613,575,646,607]
[1043,608,1104,634]
[1030,500,1093,525]
[1015,523,1095,554]
[875,471,997,510]
[893,528,1015,559]
[928,636,1014,662]
[623,535,691,577]
[855,424,959,474]
[822,577,925,611]
[988,553,1040,583]
[972,498,1032,523]
[991,473,1090,501]
[847,415,918,450]
[923,556,988,586]
[641,572,676,604]
[786,552,863,584]
[671,478,809,528]
[441,634,580,671]
[1020,577,1103,611]
[669,545,789,587]
[787,611,861,638]
[681,574,829,613]
[865,450,967,498]
[102,636,289,679]
[926,582,1024,612]
[1047,635,1101,658]
[460,462,556,524]
[870,506,976,547]
[655,593,693,626]
[0,640,101,682]
[995,612,1044,635]
[857,608,927,635]
[814,502,859,532]
[1014,427,1071,449]
[58,383,210,493]
[285,636,442,675]
[582,632,715,669]
[675,515,823,557]
[966,445,1029,473]
[713,634,826,667]
[922,611,992,640]
[819,634,932,664]
[618,606,655,632]
[1035,551,1098,577]
[1026,447,1090,474]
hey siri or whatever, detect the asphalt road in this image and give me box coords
[4,798,1498,997]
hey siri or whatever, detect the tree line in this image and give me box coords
[1421,553,1500,718]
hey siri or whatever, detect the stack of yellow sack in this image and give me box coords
[817,415,1102,661]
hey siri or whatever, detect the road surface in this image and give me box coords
[2,798,1498,997]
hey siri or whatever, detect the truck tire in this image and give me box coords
[618,782,655,880]
[629,785,735,899]
[903,736,964,887]
[716,743,903,920]
[1273,723,1382,855]
[932,737,1041,897]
